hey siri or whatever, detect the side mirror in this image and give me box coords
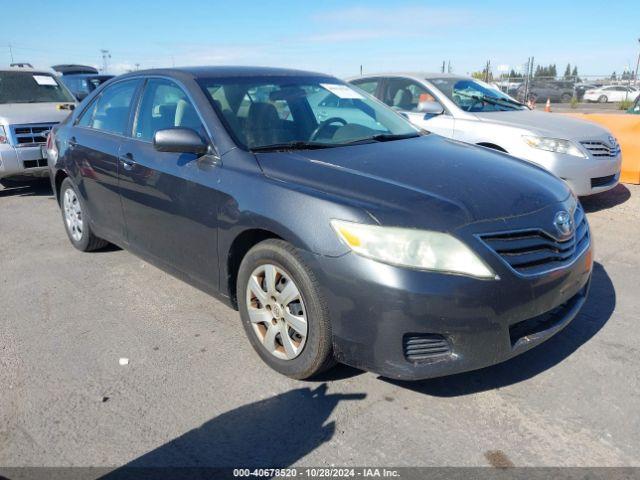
[153,128,208,155]
[418,101,444,117]
[76,92,88,101]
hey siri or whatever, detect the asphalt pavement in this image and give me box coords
[1,180,639,468]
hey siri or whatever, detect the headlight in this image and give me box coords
[331,220,496,279]
[0,126,8,144]
[522,135,586,158]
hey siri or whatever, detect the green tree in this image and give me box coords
[564,64,572,79]
[572,66,580,82]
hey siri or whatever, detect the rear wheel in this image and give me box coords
[598,95,608,103]
[561,93,573,103]
[237,239,335,379]
[59,178,109,252]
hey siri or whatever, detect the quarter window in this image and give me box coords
[350,79,380,96]
[134,79,205,141]
[77,80,138,135]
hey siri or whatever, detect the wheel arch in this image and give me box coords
[54,169,69,205]
[476,142,508,153]
[226,228,284,310]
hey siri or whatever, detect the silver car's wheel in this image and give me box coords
[246,263,308,360]
[63,188,83,242]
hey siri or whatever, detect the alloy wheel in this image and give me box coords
[63,188,83,242]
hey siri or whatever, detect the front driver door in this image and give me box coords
[118,78,221,291]
[380,77,454,137]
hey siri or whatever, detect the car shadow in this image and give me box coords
[0,180,52,198]
[99,384,365,478]
[580,184,630,213]
[382,262,615,397]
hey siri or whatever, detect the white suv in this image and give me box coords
[348,73,622,196]
[0,67,76,185]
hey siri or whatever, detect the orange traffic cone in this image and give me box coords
[545,98,551,112]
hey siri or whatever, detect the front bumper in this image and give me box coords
[517,148,621,196]
[0,144,49,180]
[301,203,593,381]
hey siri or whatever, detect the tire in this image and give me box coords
[598,95,608,103]
[237,239,335,379]
[59,177,109,252]
[561,93,572,103]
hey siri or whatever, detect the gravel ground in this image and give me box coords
[0,180,638,469]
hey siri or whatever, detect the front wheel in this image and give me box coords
[59,178,109,252]
[237,239,335,379]
[598,95,608,103]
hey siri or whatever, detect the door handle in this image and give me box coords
[68,137,78,148]
[119,153,136,170]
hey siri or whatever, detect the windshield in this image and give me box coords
[0,71,76,104]
[198,76,419,150]
[427,77,526,112]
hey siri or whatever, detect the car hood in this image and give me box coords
[255,135,570,232]
[473,110,609,139]
[0,102,75,126]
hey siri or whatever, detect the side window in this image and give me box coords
[134,79,205,142]
[351,79,379,96]
[77,96,99,127]
[383,78,434,112]
[82,80,138,135]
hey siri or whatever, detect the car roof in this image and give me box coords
[119,66,335,80]
[347,72,466,81]
[0,67,55,75]
[52,64,99,75]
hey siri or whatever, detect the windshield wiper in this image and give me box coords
[456,91,523,110]
[341,132,421,145]
[250,141,336,152]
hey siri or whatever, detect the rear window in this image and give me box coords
[0,71,75,104]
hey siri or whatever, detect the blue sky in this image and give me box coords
[2,0,639,79]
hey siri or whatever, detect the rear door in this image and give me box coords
[118,78,221,290]
[69,78,141,242]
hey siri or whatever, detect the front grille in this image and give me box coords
[580,140,620,158]
[23,159,48,169]
[591,174,616,188]
[403,334,451,362]
[479,205,589,276]
[509,286,585,346]
[10,123,56,147]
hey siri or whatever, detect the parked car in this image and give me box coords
[48,66,592,381]
[583,85,640,103]
[516,80,575,103]
[0,67,76,186]
[573,83,597,101]
[628,95,640,114]
[52,64,114,101]
[349,73,621,196]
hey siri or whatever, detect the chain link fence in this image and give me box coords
[489,64,639,108]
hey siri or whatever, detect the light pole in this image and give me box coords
[635,38,640,87]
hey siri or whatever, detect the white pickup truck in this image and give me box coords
[0,67,76,186]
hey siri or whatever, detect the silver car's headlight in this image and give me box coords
[522,135,586,158]
[331,220,496,279]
